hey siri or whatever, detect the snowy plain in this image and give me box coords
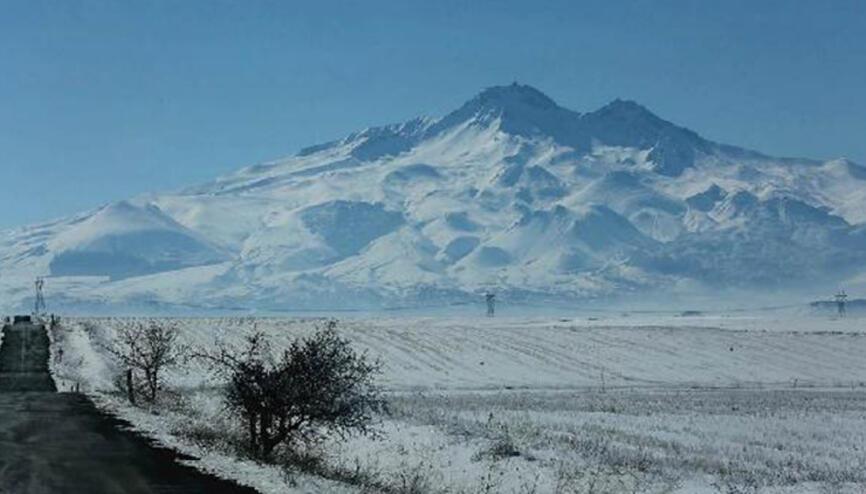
[48,311,866,493]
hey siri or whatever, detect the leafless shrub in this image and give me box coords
[198,320,386,460]
[473,413,522,461]
[102,320,183,403]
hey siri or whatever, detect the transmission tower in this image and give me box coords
[34,277,46,316]
[485,292,496,317]
[835,290,848,318]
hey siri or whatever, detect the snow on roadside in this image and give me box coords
[48,318,114,392]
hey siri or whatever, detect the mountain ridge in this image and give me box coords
[1,83,864,312]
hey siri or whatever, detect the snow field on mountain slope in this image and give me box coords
[4,85,866,311]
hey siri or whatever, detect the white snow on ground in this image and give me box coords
[90,394,356,494]
[48,314,866,493]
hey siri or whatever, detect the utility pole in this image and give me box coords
[835,290,848,318]
[485,292,496,317]
[34,277,46,317]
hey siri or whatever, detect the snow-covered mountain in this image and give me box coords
[3,83,866,311]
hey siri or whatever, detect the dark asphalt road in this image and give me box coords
[0,322,56,393]
[0,322,259,494]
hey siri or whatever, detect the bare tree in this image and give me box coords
[199,320,385,460]
[104,321,183,403]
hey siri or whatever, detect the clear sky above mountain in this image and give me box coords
[1,0,864,227]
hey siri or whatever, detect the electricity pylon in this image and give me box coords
[485,292,496,317]
[835,290,848,318]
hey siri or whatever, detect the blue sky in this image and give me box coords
[1,0,864,228]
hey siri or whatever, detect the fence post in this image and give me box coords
[126,369,136,404]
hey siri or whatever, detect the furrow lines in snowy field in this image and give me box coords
[47,315,866,493]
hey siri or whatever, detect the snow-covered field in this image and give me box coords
[49,313,866,493]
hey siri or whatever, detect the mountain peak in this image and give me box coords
[427,82,580,146]
[472,83,560,112]
[591,98,663,124]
